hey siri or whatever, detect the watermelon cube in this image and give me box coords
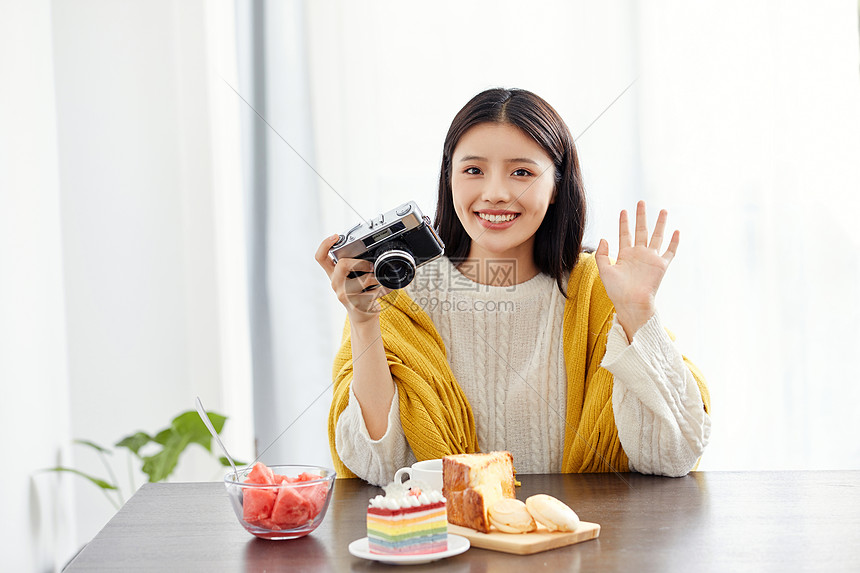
[242,487,277,523]
[299,482,329,518]
[270,480,311,529]
[246,462,275,485]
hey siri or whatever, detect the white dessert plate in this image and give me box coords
[348,534,470,565]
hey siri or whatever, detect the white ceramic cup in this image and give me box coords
[393,459,443,491]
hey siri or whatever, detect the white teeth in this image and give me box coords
[478,212,518,223]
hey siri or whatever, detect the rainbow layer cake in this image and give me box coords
[367,481,448,555]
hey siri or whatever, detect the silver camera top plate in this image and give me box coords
[329,201,425,262]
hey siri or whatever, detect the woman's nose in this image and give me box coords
[480,173,515,204]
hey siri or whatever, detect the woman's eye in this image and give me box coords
[464,167,482,175]
[512,168,533,177]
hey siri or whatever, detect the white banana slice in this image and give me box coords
[525,494,580,532]
[488,498,537,533]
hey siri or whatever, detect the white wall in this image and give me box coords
[0,2,77,570]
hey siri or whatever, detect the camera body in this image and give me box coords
[329,201,444,290]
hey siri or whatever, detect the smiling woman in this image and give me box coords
[320,87,711,485]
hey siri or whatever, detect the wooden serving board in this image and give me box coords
[447,521,600,555]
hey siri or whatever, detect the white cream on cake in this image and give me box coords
[369,489,445,510]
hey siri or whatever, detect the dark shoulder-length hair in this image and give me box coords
[434,88,587,296]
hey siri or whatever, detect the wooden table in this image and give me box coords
[65,471,860,571]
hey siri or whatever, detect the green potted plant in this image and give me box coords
[47,410,242,509]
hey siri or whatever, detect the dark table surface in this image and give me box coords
[65,471,860,572]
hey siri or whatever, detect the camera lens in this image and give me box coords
[374,247,416,290]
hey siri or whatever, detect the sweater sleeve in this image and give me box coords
[334,383,415,486]
[601,313,711,477]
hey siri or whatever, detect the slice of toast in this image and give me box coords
[443,451,515,533]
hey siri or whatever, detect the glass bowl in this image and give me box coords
[224,464,337,540]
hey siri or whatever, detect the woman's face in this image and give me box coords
[451,122,556,264]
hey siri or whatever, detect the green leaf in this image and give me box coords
[61,410,232,486]
[44,467,118,490]
[170,410,226,452]
[141,433,190,483]
[218,456,246,467]
[73,439,113,455]
[115,432,152,456]
[153,428,173,446]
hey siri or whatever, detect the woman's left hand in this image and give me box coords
[595,200,679,342]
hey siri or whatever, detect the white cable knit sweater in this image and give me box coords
[335,257,710,485]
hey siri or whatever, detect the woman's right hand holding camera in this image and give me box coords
[315,234,395,440]
[315,234,392,326]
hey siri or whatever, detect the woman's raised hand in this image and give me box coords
[594,201,679,341]
[315,234,392,325]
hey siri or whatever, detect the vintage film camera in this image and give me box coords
[328,201,444,290]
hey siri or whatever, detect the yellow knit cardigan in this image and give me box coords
[328,253,711,478]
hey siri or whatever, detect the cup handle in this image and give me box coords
[394,467,412,484]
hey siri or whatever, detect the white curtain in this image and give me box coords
[251,1,860,471]
[4,1,254,568]
[1,3,77,570]
[241,0,334,467]
[636,1,860,470]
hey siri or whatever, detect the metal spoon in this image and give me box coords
[195,396,239,482]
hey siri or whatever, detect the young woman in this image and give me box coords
[315,88,710,485]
